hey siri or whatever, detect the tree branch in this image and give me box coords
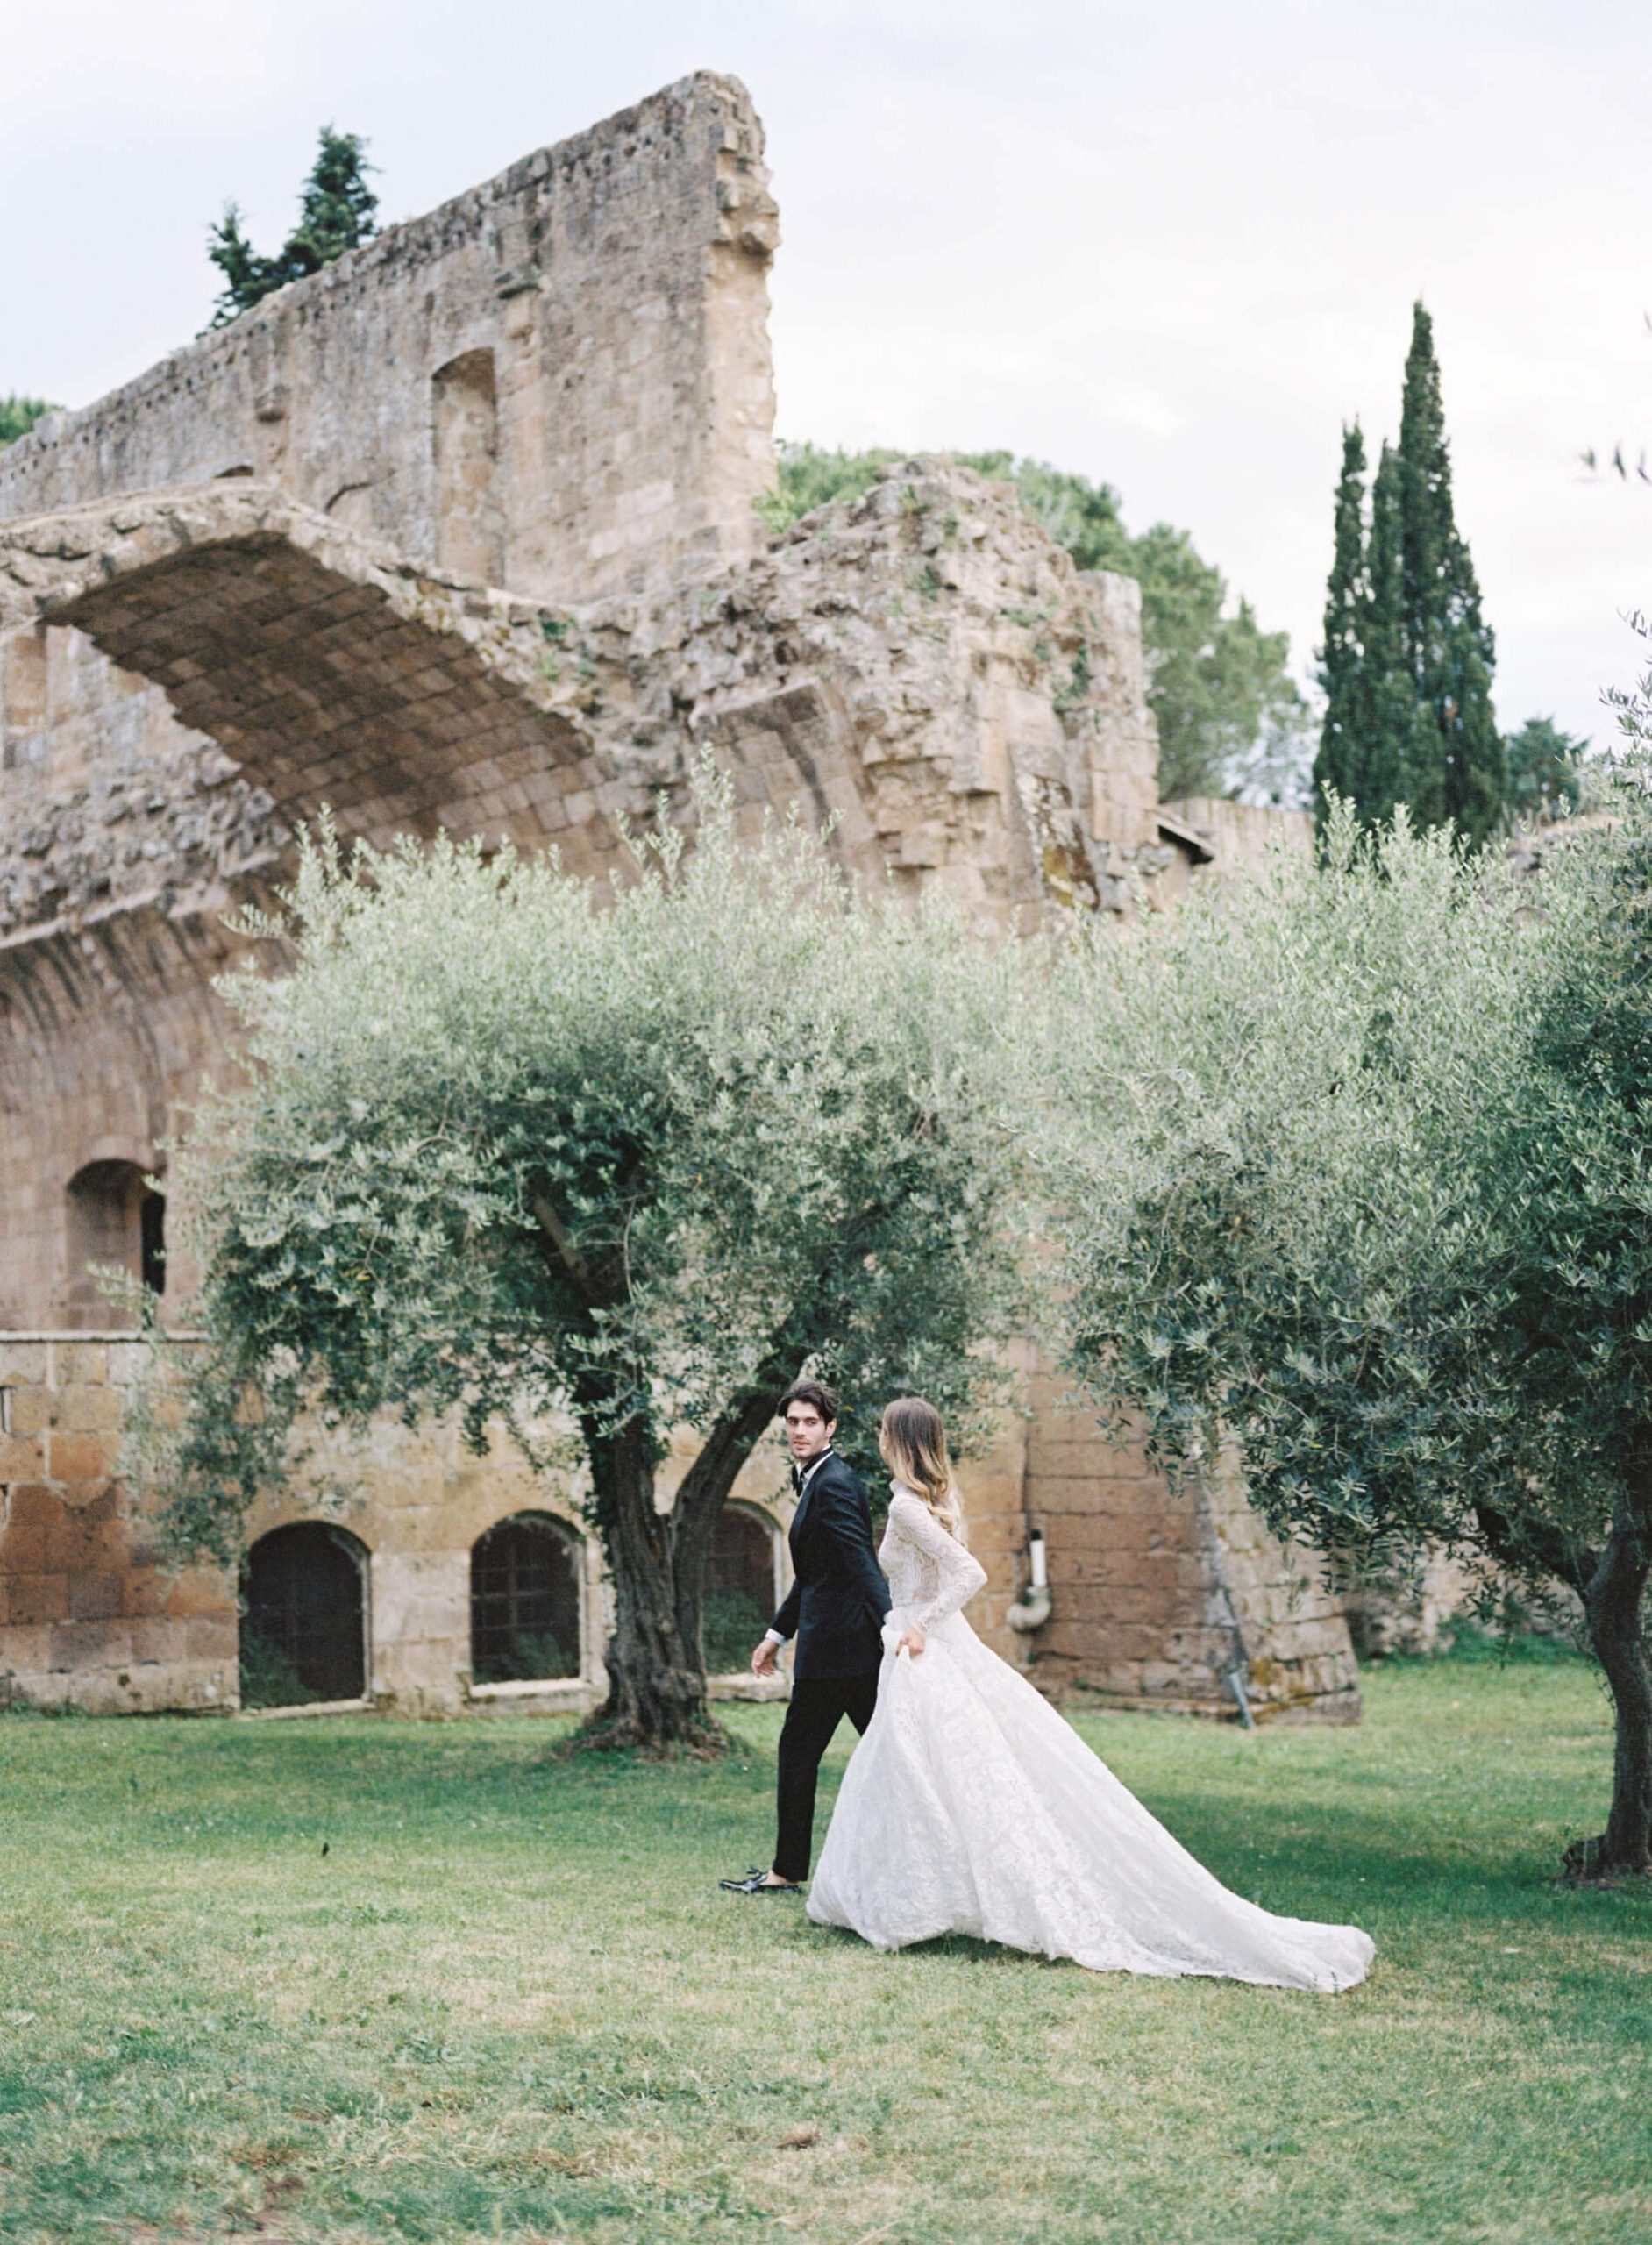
[530,1188,595,1293]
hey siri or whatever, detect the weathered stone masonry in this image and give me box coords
[0,71,1358,1721]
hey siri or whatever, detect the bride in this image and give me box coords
[806,1397,1374,1992]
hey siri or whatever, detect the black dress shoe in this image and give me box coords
[719,1867,802,1893]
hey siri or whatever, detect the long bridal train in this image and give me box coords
[808,1489,1374,1993]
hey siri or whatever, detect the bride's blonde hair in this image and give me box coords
[879,1396,964,1540]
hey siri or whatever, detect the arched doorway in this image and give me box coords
[470,1514,582,1684]
[240,1523,368,1707]
[704,1504,780,1672]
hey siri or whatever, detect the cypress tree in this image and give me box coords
[1397,302,1503,845]
[1363,439,1423,829]
[1313,422,1368,823]
[209,126,379,327]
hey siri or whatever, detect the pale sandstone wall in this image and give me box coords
[0,75,776,605]
[0,624,281,940]
[0,1336,233,1712]
[0,1335,1356,1721]
[0,1335,798,1716]
[1014,1369,1359,1720]
[1341,1549,1478,1658]
[1152,794,1314,905]
[0,904,261,1325]
[0,463,1159,937]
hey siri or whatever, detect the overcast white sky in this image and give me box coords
[3,0,1647,742]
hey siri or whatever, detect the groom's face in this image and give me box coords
[784,1403,834,1465]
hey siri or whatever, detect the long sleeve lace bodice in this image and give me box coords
[879,1485,987,1635]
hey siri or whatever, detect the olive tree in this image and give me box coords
[151,778,1031,1751]
[1043,781,1652,1878]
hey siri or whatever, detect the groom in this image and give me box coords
[720,1379,891,1895]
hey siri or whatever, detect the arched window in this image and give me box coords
[704,1503,780,1672]
[240,1523,368,1707]
[432,348,503,581]
[470,1514,581,1684]
[65,1159,164,1328]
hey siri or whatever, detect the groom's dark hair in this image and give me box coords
[779,1379,839,1428]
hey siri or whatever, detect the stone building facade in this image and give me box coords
[0,72,1357,1723]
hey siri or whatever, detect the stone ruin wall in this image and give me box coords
[0,72,1359,1723]
[0,72,778,602]
[0,459,1162,1321]
[0,1335,1356,1722]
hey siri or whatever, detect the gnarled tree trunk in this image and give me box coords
[1475,1490,1651,1881]
[581,1411,716,1753]
[1569,1500,1652,1881]
[534,1194,801,1753]
[579,1376,794,1755]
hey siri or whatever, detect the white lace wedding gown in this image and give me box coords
[807,1486,1374,1992]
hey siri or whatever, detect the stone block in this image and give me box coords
[2,1483,60,1527]
[0,1343,49,1386]
[55,1382,125,1433]
[119,1564,172,1616]
[105,1343,153,1386]
[1024,1438,1116,1479]
[52,1345,109,1386]
[184,1616,237,1661]
[0,1434,46,1479]
[45,1506,126,1572]
[161,1565,237,1622]
[46,1431,118,1484]
[47,1618,131,1669]
[1046,1510,1160,1557]
[0,1622,52,1675]
[68,1571,124,1621]
[128,1615,188,1664]
[4,1572,68,1626]
[1038,1617,1116,1660]
[371,1551,469,1646]
[5,1385,56,1434]
[0,1514,48,1573]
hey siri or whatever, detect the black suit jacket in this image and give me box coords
[769,1450,891,1679]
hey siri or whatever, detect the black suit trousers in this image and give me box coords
[773,1671,879,1883]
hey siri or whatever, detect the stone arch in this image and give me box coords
[240,1522,370,1707]
[704,1500,782,1672]
[0,482,630,875]
[469,1511,584,1684]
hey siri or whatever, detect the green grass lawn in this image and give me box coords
[1,1661,1648,2245]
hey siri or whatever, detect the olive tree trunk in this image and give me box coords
[1568,1500,1652,1881]
[579,1376,792,1755]
[1476,1487,1651,1882]
[583,1412,714,1752]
